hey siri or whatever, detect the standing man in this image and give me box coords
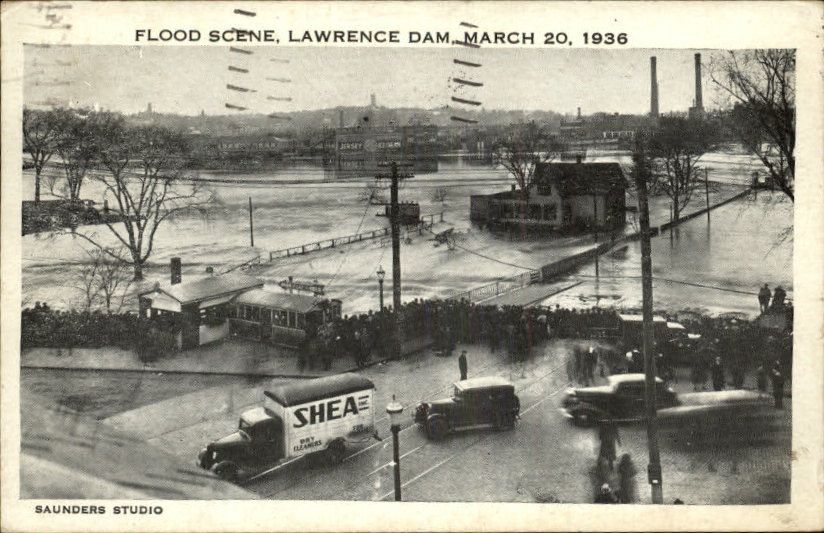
[758,284,772,314]
[597,419,621,471]
[458,350,468,381]
[770,362,785,408]
[711,356,726,391]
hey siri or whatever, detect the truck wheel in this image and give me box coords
[426,417,448,440]
[325,439,346,465]
[212,461,239,483]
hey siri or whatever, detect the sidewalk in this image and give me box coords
[21,334,433,378]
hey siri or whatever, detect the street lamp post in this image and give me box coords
[377,265,385,311]
[386,396,404,501]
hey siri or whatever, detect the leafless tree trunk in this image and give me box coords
[648,116,715,221]
[22,108,61,204]
[710,50,795,201]
[49,108,97,204]
[67,115,213,281]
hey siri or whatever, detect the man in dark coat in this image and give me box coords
[598,420,620,470]
[770,363,785,408]
[711,356,725,391]
[458,350,468,381]
[758,284,771,314]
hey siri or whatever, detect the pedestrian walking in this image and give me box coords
[617,453,638,504]
[756,362,768,392]
[711,356,725,391]
[594,483,618,504]
[770,363,785,409]
[758,284,771,314]
[458,350,468,381]
[585,346,597,385]
[597,420,620,470]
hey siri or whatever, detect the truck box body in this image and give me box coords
[264,373,375,460]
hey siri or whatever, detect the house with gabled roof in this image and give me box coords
[469,158,627,233]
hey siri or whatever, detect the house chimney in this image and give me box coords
[576,155,583,164]
[338,109,344,128]
[511,184,516,192]
[694,53,703,110]
[650,56,659,118]
[170,257,182,285]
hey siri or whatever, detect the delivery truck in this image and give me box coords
[198,373,376,482]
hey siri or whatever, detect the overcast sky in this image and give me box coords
[25,46,731,116]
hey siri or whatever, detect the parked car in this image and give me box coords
[414,377,520,440]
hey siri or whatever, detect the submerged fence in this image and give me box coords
[266,211,445,262]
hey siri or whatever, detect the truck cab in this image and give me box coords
[198,407,284,481]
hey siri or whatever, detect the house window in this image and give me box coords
[274,310,288,327]
[544,204,557,220]
[529,205,541,220]
[251,306,260,321]
[537,184,552,196]
[296,313,306,329]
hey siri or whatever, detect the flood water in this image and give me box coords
[538,190,793,317]
[21,148,789,317]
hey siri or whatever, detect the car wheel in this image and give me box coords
[212,461,239,483]
[426,417,449,440]
[325,439,346,465]
[573,410,597,427]
[494,411,516,431]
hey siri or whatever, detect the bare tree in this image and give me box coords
[74,250,102,311]
[94,247,133,313]
[491,121,565,194]
[22,108,61,204]
[648,116,716,222]
[47,108,98,203]
[711,50,795,201]
[70,115,213,280]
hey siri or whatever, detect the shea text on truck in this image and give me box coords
[198,373,376,482]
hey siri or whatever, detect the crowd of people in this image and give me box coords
[300,297,793,388]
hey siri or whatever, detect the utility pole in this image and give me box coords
[377,161,412,358]
[704,167,711,221]
[634,145,664,504]
[248,196,255,247]
[592,194,599,277]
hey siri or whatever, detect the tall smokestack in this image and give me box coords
[650,56,659,118]
[170,257,182,285]
[338,109,344,128]
[694,53,703,110]
[577,107,581,119]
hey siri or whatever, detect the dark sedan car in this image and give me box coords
[561,374,679,426]
[414,377,520,440]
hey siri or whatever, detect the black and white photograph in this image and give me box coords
[2,1,822,532]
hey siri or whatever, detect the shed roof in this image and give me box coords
[535,162,626,196]
[235,288,319,314]
[140,273,263,305]
[264,374,374,407]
